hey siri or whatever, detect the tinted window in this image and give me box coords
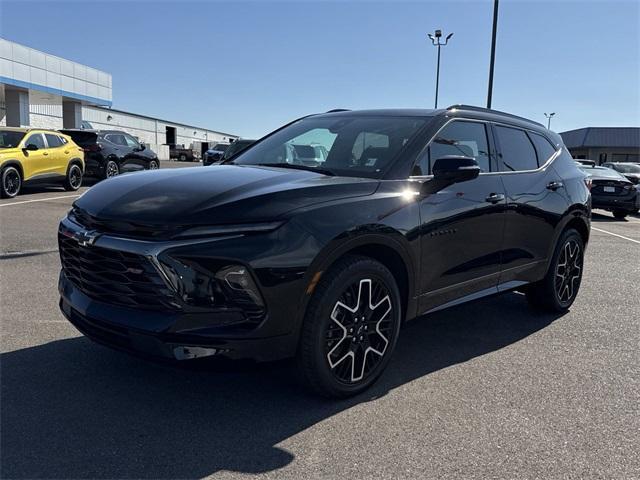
[25,133,46,150]
[45,134,64,148]
[232,116,427,178]
[415,121,491,175]
[529,133,556,165]
[123,135,139,148]
[495,126,538,171]
[0,130,25,148]
[105,134,127,146]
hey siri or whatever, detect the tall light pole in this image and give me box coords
[428,29,453,108]
[544,112,556,129]
[487,0,499,108]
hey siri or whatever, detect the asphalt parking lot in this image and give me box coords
[1,163,639,479]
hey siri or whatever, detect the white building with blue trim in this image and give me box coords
[0,38,237,158]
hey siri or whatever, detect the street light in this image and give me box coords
[427,29,454,109]
[544,112,556,129]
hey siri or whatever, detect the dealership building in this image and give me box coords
[0,38,238,159]
[560,127,640,165]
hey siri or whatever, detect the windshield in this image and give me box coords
[612,163,640,173]
[230,115,428,178]
[211,144,229,152]
[0,130,26,148]
[223,140,253,159]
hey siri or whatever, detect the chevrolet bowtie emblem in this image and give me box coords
[75,229,100,247]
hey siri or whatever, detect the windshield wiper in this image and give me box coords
[255,163,335,176]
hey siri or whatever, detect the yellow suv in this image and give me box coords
[0,127,85,198]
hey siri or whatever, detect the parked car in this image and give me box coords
[202,143,230,165]
[61,129,159,179]
[601,162,640,185]
[58,105,590,397]
[204,139,255,166]
[578,164,637,219]
[169,144,196,162]
[0,127,84,198]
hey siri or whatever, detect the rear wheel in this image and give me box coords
[526,229,584,312]
[104,160,120,179]
[1,166,22,198]
[64,163,83,191]
[297,256,402,398]
[612,209,628,219]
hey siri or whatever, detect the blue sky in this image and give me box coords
[1,0,638,138]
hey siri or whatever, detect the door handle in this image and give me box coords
[485,193,505,204]
[64,151,69,154]
[547,181,564,191]
[42,152,49,156]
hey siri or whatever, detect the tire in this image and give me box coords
[148,159,159,170]
[179,154,187,162]
[525,229,584,313]
[297,255,402,398]
[64,163,83,191]
[1,166,22,198]
[612,210,628,219]
[104,159,120,179]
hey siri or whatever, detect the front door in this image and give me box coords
[413,119,506,313]
[21,133,49,179]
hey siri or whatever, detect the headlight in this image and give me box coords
[173,222,284,239]
[157,256,265,316]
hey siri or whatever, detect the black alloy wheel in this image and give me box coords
[1,166,21,198]
[148,159,159,170]
[179,153,187,162]
[105,160,120,178]
[297,255,401,397]
[526,228,584,312]
[64,164,83,191]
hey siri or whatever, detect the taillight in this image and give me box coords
[82,143,103,152]
[584,177,592,191]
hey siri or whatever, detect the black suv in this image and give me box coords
[61,129,159,179]
[58,106,591,397]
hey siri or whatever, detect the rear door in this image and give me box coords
[44,133,70,175]
[492,124,569,286]
[414,119,507,312]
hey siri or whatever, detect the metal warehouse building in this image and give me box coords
[0,38,238,159]
[560,127,640,165]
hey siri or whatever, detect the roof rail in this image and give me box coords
[446,104,545,128]
[325,109,351,113]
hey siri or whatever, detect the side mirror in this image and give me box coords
[24,143,39,151]
[136,143,146,151]
[432,156,480,183]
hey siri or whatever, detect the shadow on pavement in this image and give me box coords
[1,292,562,478]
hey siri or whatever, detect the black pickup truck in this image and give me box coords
[168,144,197,162]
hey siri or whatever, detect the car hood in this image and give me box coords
[74,165,379,226]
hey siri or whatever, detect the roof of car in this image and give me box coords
[0,127,29,132]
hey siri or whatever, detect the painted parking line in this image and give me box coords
[0,194,81,208]
[592,226,640,245]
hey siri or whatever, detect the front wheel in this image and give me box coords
[526,229,584,312]
[178,154,187,162]
[297,256,402,398]
[612,210,628,220]
[1,166,22,198]
[64,164,83,191]
[148,159,159,170]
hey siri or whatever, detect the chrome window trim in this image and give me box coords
[409,116,562,179]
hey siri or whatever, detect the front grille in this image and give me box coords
[70,207,176,239]
[59,233,180,311]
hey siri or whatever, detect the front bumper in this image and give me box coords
[59,271,297,362]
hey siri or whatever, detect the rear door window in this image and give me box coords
[495,126,538,171]
[105,134,127,146]
[529,132,557,165]
[45,134,64,148]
